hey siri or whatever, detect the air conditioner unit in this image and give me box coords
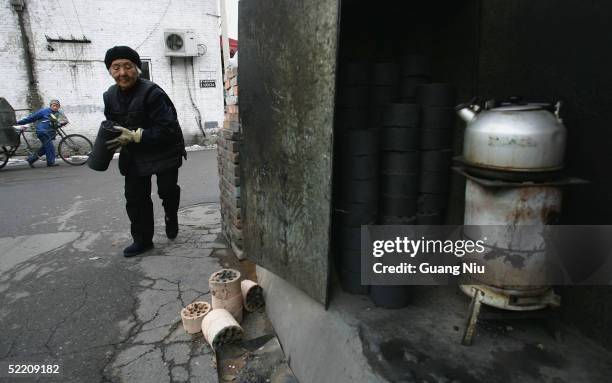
[164,29,197,57]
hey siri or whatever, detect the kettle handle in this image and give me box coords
[454,97,478,112]
[554,101,563,121]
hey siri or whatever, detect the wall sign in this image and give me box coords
[200,79,216,88]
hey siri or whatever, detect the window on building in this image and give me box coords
[140,60,152,81]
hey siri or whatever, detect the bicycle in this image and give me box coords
[0,122,93,169]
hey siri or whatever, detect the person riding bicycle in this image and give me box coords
[15,99,68,167]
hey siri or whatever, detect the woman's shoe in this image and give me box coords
[123,242,154,257]
[165,215,179,240]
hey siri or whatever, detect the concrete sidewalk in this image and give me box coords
[102,203,227,382]
[0,203,263,382]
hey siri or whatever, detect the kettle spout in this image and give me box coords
[456,104,481,123]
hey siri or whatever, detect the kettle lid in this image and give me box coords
[491,104,544,111]
[489,96,552,112]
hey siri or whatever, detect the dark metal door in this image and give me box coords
[239,0,340,305]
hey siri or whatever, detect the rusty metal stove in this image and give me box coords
[452,165,587,345]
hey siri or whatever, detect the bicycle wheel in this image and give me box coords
[0,147,9,169]
[58,134,92,165]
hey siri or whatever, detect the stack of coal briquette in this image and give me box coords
[332,55,457,300]
[379,103,420,225]
[399,54,430,103]
[369,61,417,309]
[415,83,456,224]
[335,61,377,295]
[368,62,400,130]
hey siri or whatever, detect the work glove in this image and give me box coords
[106,127,143,151]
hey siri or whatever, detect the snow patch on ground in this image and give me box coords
[6,158,28,166]
[5,144,215,167]
[185,144,216,151]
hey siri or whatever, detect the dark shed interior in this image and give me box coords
[332,0,612,351]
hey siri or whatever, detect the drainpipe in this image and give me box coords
[219,0,231,71]
[11,0,43,111]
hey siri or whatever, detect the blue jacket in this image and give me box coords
[17,108,66,134]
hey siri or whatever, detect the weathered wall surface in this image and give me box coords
[1,0,224,143]
[0,1,31,112]
[476,0,612,225]
[218,66,243,258]
[257,266,386,383]
[239,0,340,305]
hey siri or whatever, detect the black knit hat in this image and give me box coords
[104,46,142,69]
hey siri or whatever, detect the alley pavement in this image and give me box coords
[0,150,229,382]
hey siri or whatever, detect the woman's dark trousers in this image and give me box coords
[124,169,180,245]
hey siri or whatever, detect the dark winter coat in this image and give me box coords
[103,78,186,176]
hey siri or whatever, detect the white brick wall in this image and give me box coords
[0,1,31,113]
[1,0,224,143]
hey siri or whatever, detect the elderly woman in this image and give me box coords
[103,45,186,257]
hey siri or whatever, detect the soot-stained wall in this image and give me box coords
[477,0,612,225]
[476,0,612,350]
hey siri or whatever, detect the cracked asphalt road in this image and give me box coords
[0,150,226,382]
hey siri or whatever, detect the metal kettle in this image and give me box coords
[457,97,567,176]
